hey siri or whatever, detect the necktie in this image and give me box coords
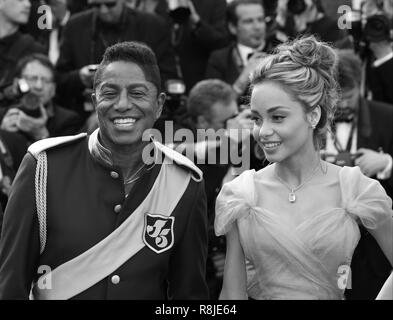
[48,28,60,65]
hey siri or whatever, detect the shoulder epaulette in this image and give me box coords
[154,141,203,182]
[28,133,87,159]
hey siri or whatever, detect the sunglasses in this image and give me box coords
[88,1,117,9]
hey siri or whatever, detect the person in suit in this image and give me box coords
[0,41,209,300]
[365,14,393,105]
[178,79,253,299]
[0,130,28,211]
[55,0,177,119]
[205,0,277,98]
[322,49,393,300]
[0,0,45,89]
[152,0,230,93]
[0,54,83,143]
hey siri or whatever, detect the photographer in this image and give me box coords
[321,49,393,300]
[152,0,229,92]
[276,0,350,47]
[0,54,83,143]
[323,49,393,195]
[323,50,393,192]
[184,79,254,299]
[55,0,176,119]
[0,129,28,211]
[365,14,393,104]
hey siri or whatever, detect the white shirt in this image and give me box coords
[324,123,392,179]
[237,43,255,66]
[373,51,393,68]
[48,10,70,65]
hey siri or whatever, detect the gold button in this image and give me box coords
[114,205,122,213]
[111,275,120,284]
[110,171,119,179]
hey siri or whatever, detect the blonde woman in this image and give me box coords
[215,36,393,300]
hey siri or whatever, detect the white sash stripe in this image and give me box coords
[32,157,190,300]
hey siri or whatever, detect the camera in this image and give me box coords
[164,79,186,114]
[17,92,42,118]
[167,0,191,24]
[334,151,358,167]
[348,13,391,58]
[88,64,99,73]
[287,0,307,15]
[0,78,30,105]
[322,151,359,167]
[363,14,391,42]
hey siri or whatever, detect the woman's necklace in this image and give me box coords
[274,161,321,203]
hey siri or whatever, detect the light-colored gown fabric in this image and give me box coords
[215,166,392,300]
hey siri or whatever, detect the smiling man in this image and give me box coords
[0,42,209,300]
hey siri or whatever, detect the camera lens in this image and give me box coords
[287,0,307,15]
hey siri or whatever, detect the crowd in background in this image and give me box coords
[0,0,392,299]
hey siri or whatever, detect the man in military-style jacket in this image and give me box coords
[0,41,209,300]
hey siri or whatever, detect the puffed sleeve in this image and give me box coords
[214,170,255,236]
[341,166,393,229]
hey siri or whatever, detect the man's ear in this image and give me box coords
[196,115,209,129]
[228,22,237,37]
[155,92,166,119]
[91,92,97,109]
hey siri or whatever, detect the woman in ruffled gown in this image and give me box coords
[215,36,393,300]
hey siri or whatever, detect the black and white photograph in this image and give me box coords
[0,0,392,307]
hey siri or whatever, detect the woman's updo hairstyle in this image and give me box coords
[250,35,339,149]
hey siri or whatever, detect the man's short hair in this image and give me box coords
[227,0,264,26]
[364,14,391,42]
[187,79,237,121]
[15,53,56,80]
[94,41,161,92]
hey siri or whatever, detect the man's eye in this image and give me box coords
[251,116,263,125]
[101,91,117,98]
[129,91,145,97]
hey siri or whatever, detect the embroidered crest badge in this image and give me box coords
[143,213,175,254]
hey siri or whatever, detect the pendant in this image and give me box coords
[289,192,296,203]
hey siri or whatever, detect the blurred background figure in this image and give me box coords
[323,49,393,199]
[0,130,28,211]
[185,79,254,299]
[0,0,45,93]
[206,0,278,100]
[364,14,393,104]
[131,0,230,132]
[21,0,71,64]
[275,0,351,47]
[144,0,230,93]
[55,0,177,121]
[0,54,83,144]
[321,49,393,300]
